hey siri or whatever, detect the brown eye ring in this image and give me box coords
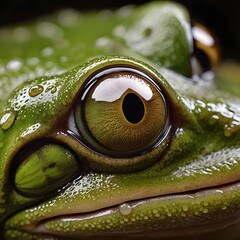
[75,66,170,158]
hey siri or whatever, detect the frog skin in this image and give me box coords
[1,1,240,240]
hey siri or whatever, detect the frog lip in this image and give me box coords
[10,181,240,239]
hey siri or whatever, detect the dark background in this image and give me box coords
[0,0,240,60]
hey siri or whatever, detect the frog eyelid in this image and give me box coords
[11,139,83,198]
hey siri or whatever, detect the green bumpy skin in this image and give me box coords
[0,2,240,240]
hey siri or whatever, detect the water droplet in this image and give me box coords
[203,201,209,207]
[0,64,5,74]
[36,22,63,39]
[45,61,53,68]
[45,85,57,94]
[194,211,199,215]
[167,212,172,217]
[0,111,16,130]
[222,206,227,210]
[27,57,40,65]
[113,25,126,37]
[143,216,149,220]
[115,5,135,18]
[6,60,23,71]
[13,27,30,43]
[203,208,208,214]
[181,212,187,217]
[152,209,158,214]
[224,123,240,137]
[60,56,68,62]
[29,85,44,97]
[208,114,219,125]
[119,203,132,216]
[58,9,79,27]
[182,205,188,212]
[51,87,57,94]
[95,37,113,49]
[42,47,54,56]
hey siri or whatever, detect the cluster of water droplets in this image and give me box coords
[182,96,240,138]
[9,78,59,113]
[194,100,240,137]
[173,147,240,178]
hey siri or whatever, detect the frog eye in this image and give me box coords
[75,67,169,157]
[13,142,81,197]
[192,22,221,73]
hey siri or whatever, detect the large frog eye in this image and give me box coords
[75,67,169,157]
[192,22,221,74]
[13,142,81,197]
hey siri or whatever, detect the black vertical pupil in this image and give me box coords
[122,93,145,124]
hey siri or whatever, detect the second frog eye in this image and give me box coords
[75,67,169,157]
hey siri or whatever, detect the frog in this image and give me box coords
[1,1,240,240]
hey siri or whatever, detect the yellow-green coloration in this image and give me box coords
[0,1,240,240]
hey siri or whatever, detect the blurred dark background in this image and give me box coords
[0,0,240,60]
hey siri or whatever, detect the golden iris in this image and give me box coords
[76,67,168,156]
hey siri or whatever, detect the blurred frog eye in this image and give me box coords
[75,67,169,157]
[14,142,80,197]
[192,22,221,74]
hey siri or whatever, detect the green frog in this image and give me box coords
[1,1,240,239]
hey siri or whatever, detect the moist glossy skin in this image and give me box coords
[1,2,240,240]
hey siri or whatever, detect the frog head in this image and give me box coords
[1,2,240,240]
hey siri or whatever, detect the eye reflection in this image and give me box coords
[91,74,153,102]
[75,67,169,157]
[192,26,215,47]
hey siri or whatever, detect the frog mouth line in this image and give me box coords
[15,180,240,238]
